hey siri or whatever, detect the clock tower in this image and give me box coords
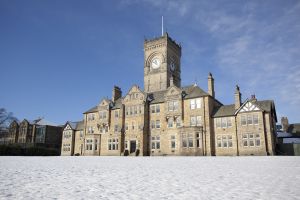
[144,33,181,93]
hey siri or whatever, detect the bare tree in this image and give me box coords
[0,108,18,131]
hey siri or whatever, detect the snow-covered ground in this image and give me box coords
[0,157,299,200]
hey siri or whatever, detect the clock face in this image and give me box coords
[151,58,161,69]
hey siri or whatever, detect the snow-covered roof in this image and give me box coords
[283,138,300,144]
[276,131,292,138]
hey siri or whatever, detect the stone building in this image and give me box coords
[4,118,63,152]
[65,33,277,156]
[61,121,84,156]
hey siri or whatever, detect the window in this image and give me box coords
[190,116,201,126]
[221,118,227,128]
[151,121,155,129]
[88,114,95,121]
[125,123,128,131]
[188,133,193,147]
[196,116,202,126]
[134,106,138,114]
[216,117,232,128]
[247,115,253,125]
[156,105,160,113]
[168,101,178,111]
[114,125,119,132]
[241,115,247,126]
[63,144,71,152]
[156,120,160,129]
[86,139,93,150]
[132,121,135,131]
[182,133,194,148]
[170,135,176,149]
[114,110,119,118]
[151,104,160,113]
[80,131,83,138]
[242,133,260,147]
[108,138,119,150]
[190,99,196,109]
[168,118,173,128]
[99,111,107,119]
[253,114,259,125]
[151,105,156,113]
[241,114,259,126]
[190,98,201,110]
[63,131,72,139]
[190,116,196,126]
[126,108,129,116]
[88,126,94,134]
[94,139,98,151]
[176,117,182,127]
[196,132,201,148]
[139,105,143,114]
[151,136,160,149]
[227,117,232,127]
[216,118,221,128]
[216,135,233,148]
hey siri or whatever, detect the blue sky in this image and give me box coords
[0,0,299,124]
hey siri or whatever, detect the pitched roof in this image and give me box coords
[182,85,208,99]
[254,100,274,112]
[213,104,236,117]
[76,121,84,130]
[214,100,275,118]
[149,85,209,104]
[83,106,98,114]
[111,98,123,109]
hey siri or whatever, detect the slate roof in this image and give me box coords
[149,85,209,104]
[255,100,274,112]
[212,104,236,117]
[75,121,84,130]
[213,100,275,118]
[83,106,98,114]
[182,85,208,99]
[111,98,123,110]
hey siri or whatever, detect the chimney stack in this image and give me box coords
[250,94,257,102]
[208,72,215,98]
[281,117,289,132]
[234,85,242,110]
[170,76,174,87]
[112,86,122,102]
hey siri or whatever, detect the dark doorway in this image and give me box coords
[130,140,136,153]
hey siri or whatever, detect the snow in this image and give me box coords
[283,138,300,144]
[276,131,292,138]
[0,157,300,200]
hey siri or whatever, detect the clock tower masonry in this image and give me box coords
[144,32,181,93]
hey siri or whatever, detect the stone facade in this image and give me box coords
[4,118,63,153]
[63,33,277,156]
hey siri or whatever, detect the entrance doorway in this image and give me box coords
[130,140,136,153]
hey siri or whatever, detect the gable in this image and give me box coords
[64,124,72,131]
[124,85,145,102]
[239,101,260,113]
[165,85,181,98]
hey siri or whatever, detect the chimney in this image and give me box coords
[170,76,174,87]
[208,72,215,98]
[234,85,242,110]
[281,117,289,132]
[250,94,257,102]
[112,86,122,102]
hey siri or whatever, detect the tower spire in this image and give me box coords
[162,16,164,36]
